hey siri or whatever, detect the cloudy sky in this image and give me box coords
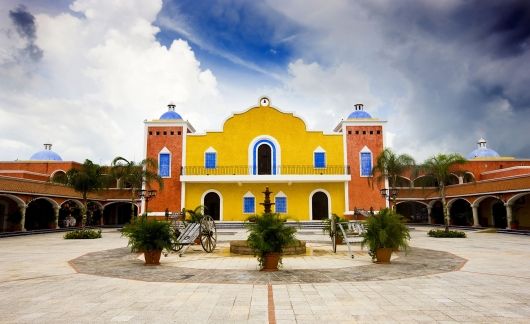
[1,0,529,164]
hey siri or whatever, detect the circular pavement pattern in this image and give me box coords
[69,246,466,284]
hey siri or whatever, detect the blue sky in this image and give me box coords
[1,0,529,162]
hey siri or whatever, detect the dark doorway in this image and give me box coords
[311,191,328,220]
[450,199,473,226]
[492,201,507,228]
[396,201,428,223]
[25,199,55,230]
[103,202,136,225]
[431,201,444,224]
[204,192,221,221]
[257,144,272,175]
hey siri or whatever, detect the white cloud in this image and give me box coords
[0,0,219,163]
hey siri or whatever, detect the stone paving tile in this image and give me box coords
[69,245,465,284]
[1,228,530,323]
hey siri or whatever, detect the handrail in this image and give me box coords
[181,165,350,175]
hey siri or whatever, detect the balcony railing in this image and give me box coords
[181,165,350,176]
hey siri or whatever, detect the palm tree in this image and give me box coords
[110,157,163,219]
[420,153,466,231]
[371,148,416,208]
[57,159,107,227]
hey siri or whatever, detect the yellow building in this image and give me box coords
[144,97,386,221]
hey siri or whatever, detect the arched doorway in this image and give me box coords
[0,195,25,231]
[257,144,272,175]
[396,201,428,223]
[509,193,530,229]
[431,201,444,224]
[311,191,329,220]
[449,199,472,226]
[475,196,505,227]
[103,202,137,225]
[26,198,56,230]
[59,200,82,228]
[203,192,221,221]
[492,201,507,229]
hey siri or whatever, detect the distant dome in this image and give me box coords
[348,103,372,119]
[30,144,62,161]
[467,138,500,159]
[159,103,182,120]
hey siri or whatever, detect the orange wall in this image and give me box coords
[459,160,530,181]
[0,162,80,180]
[145,126,183,213]
[345,125,386,210]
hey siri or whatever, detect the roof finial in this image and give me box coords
[167,102,176,111]
[44,143,52,150]
[354,103,364,111]
[478,137,487,148]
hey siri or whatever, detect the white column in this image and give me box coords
[427,206,432,224]
[53,206,60,229]
[19,204,27,231]
[472,205,479,227]
[505,204,513,230]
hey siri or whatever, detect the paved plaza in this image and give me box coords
[1,227,529,323]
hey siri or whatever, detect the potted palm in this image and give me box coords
[121,216,173,265]
[246,213,297,271]
[361,208,410,263]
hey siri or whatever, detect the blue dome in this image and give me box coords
[467,148,500,159]
[160,111,182,120]
[467,138,500,159]
[159,103,182,120]
[347,103,372,119]
[30,144,62,161]
[348,110,372,118]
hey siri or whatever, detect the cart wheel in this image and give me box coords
[199,215,217,252]
[171,228,184,252]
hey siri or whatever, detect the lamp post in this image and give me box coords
[137,189,157,216]
[380,188,399,210]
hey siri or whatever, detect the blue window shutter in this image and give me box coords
[360,152,372,176]
[244,197,255,213]
[275,197,287,213]
[159,153,170,177]
[205,152,216,169]
[314,152,326,168]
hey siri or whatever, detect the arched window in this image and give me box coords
[204,147,217,169]
[249,136,281,175]
[275,191,287,213]
[359,146,372,177]
[158,147,171,178]
[314,146,326,168]
[243,192,255,214]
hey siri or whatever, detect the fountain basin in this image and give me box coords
[229,239,306,255]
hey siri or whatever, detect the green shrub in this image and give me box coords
[246,213,297,268]
[121,217,172,252]
[361,209,410,260]
[64,228,102,239]
[428,229,466,238]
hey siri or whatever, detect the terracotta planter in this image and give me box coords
[335,236,343,245]
[510,223,519,230]
[375,248,393,264]
[194,237,201,245]
[143,250,162,265]
[261,252,281,271]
